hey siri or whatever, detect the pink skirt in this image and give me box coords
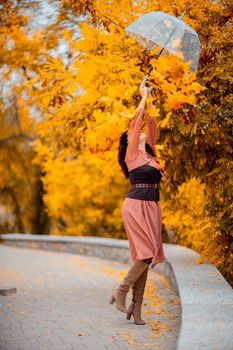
[121,197,165,268]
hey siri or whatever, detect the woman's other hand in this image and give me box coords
[147,91,153,109]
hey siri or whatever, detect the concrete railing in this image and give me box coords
[1,233,233,350]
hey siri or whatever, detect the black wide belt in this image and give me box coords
[131,183,159,189]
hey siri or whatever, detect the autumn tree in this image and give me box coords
[0,0,62,233]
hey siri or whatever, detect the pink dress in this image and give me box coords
[121,107,166,268]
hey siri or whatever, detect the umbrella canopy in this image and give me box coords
[125,11,200,72]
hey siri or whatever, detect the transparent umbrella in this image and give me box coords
[125,11,200,90]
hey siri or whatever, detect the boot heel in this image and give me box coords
[126,311,132,320]
[126,303,134,320]
[109,295,115,304]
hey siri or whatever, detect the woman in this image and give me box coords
[110,84,166,325]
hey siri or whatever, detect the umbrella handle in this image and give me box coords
[140,74,153,93]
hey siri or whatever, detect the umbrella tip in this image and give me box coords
[179,12,186,20]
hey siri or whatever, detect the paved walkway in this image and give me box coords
[0,245,181,350]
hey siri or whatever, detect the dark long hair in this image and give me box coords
[118,130,158,179]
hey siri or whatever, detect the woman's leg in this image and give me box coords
[126,257,152,325]
[110,259,149,313]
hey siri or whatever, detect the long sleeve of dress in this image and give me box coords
[145,111,157,148]
[126,107,144,162]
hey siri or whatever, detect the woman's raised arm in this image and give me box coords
[126,87,148,162]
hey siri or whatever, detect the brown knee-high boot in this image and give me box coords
[109,259,148,313]
[126,264,149,324]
